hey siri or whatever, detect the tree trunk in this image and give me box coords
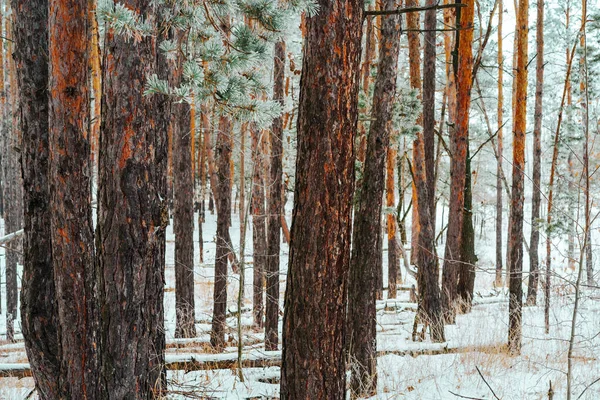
[172,34,197,338]
[280,0,363,397]
[251,124,267,329]
[210,115,233,350]
[457,150,477,313]
[265,40,285,351]
[406,0,421,266]
[441,0,474,324]
[526,0,544,305]
[508,0,529,355]
[48,0,100,396]
[96,2,169,395]
[347,1,400,395]
[12,0,61,396]
[89,0,101,186]
[495,0,504,287]
[423,0,437,223]
[387,147,399,301]
[3,15,22,343]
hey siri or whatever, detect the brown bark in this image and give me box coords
[387,147,399,300]
[172,32,196,339]
[280,0,363,397]
[347,2,401,394]
[210,115,233,350]
[89,0,101,178]
[3,12,22,344]
[441,0,474,324]
[423,0,437,222]
[251,124,267,329]
[265,40,285,351]
[495,0,504,287]
[96,2,169,395]
[508,0,529,355]
[457,150,476,312]
[406,0,422,265]
[48,0,100,396]
[526,0,544,305]
[12,0,61,396]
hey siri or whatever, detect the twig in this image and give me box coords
[475,365,501,400]
[449,390,485,400]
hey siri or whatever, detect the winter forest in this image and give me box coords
[0,0,599,398]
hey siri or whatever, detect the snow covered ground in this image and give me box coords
[0,204,599,399]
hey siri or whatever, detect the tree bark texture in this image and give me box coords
[527,0,544,305]
[457,150,477,312]
[265,40,285,351]
[280,0,363,397]
[387,147,399,300]
[48,0,100,396]
[423,0,437,222]
[347,1,400,395]
[495,0,504,287]
[406,0,422,266]
[508,0,529,355]
[12,0,61,397]
[171,31,196,339]
[442,0,474,324]
[251,124,267,329]
[97,1,169,395]
[210,115,233,350]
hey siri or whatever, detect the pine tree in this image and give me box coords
[280,0,363,397]
[12,0,61,397]
[347,0,401,395]
[96,1,170,395]
[508,0,529,354]
[48,0,99,396]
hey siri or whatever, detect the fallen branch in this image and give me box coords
[0,229,24,246]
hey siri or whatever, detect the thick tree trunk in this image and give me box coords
[265,40,285,351]
[251,124,267,329]
[347,1,400,395]
[495,0,504,287]
[210,115,233,350]
[508,0,529,355]
[442,0,474,324]
[96,2,169,395]
[526,0,544,305]
[12,0,61,397]
[48,0,100,396]
[171,32,196,339]
[280,0,363,397]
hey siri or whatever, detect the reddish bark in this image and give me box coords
[48,0,100,396]
[12,0,61,397]
[97,2,169,395]
[442,0,474,323]
[280,0,363,397]
[508,0,529,354]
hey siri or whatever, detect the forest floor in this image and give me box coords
[0,207,599,399]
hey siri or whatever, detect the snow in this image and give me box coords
[0,202,599,399]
